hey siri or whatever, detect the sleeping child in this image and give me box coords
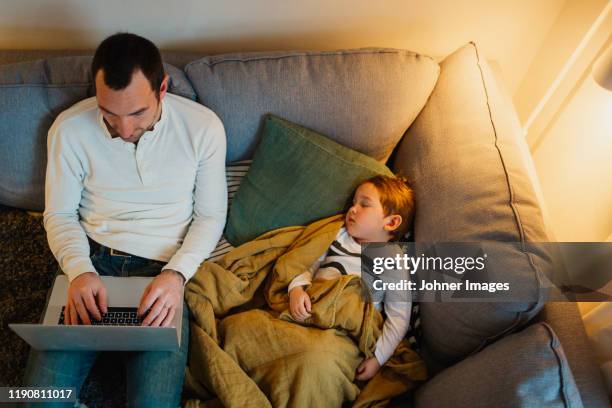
[288,174,414,381]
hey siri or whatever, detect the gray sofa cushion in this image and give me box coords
[414,323,583,408]
[0,56,196,211]
[535,303,612,408]
[185,48,439,162]
[0,49,207,70]
[392,42,551,365]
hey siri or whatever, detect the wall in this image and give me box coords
[513,0,609,128]
[0,0,565,95]
[519,0,612,242]
[531,42,612,242]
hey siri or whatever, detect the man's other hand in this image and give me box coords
[137,269,184,327]
[65,272,108,325]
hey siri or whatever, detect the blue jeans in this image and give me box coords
[22,245,190,408]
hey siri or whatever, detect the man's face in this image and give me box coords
[95,69,168,144]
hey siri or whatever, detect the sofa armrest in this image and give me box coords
[535,302,611,408]
[414,322,583,408]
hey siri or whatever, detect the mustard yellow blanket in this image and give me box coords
[183,215,427,408]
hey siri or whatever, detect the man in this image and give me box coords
[23,33,227,407]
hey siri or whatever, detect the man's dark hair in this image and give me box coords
[92,32,165,98]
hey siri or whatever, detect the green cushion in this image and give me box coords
[225,115,393,246]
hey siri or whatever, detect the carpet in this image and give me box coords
[0,204,126,407]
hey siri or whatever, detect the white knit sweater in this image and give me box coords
[43,93,227,283]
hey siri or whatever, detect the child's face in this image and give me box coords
[345,182,399,243]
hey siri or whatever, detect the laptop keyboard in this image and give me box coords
[58,306,145,326]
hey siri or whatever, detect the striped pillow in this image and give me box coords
[205,160,252,261]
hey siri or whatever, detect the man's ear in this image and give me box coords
[159,74,170,100]
[384,214,402,232]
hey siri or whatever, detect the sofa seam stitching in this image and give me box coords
[185,49,436,71]
[0,83,91,88]
[473,40,546,301]
[541,322,577,408]
[471,41,547,352]
[472,42,526,243]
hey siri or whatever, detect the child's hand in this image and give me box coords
[289,286,312,321]
[355,357,381,381]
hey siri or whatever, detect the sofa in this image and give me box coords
[0,42,609,407]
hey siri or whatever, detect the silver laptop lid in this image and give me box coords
[8,324,179,351]
[10,275,183,351]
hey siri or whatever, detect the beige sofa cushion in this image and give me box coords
[393,42,551,366]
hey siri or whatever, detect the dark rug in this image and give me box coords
[0,204,126,407]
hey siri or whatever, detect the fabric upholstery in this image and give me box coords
[0,49,205,70]
[185,48,439,162]
[392,42,551,365]
[535,302,612,408]
[414,323,583,408]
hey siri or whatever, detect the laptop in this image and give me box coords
[9,275,182,351]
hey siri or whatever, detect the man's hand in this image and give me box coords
[138,269,184,327]
[65,272,108,325]
[355,357,381,381]
[289,286,312,322]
